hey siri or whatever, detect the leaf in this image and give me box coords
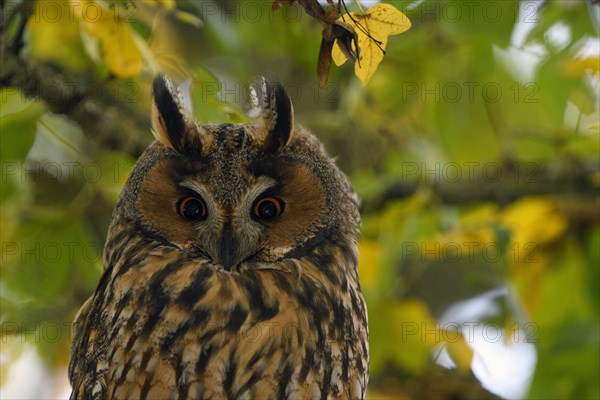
[190,67,249,124]
[329,20,360,66]
[500,197,568,246]
[363,3,413,36]
[332,3,411,85]
[0,90,46,203]
[563,56,600,77]
[27,1,91,70]
[153,0,203,28]
[156,0,176,9]
[100,22,144,77]
[0,89,47,162]
[357,240,382,292]
[74,1,144,78]
[96,151,136,203]
[320,21,359,87]
[369,299,437,375]
[171,9,204,28]
[440,332,474,373]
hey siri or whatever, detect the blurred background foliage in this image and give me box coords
[1,0,599,398]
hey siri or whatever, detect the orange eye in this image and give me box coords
[253,197,284,220]
[177,196,207,221]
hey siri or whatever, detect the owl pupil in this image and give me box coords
[258,201,277,218]
[184,201,202,219]
[180,198,206,221]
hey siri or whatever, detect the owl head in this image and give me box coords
[115,75,359,271]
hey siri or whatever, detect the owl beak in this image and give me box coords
[217,222,242,270]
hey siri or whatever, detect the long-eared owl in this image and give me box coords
[69,75,369,399]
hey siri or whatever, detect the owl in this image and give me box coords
[68,74,369,399]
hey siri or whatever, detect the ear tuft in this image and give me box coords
[250,76,294,153]
[151,74,196,153]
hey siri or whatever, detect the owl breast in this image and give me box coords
[71,233,367,399]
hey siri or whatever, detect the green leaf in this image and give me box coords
[27,1,92,70]
[584,226,600,315]
[2,218,102,307]
[96,150,136,203]
[369,300,436,376]
[0,89,47,162]
[190,67,248,124]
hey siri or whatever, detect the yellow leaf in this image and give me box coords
[440,332,474,373]
[155,0,204,27]
[332,38,349,67]
[366,3,412,35]
[460,203,499,228]
[156,0,176,9]
[75,1,143,77]
[358,240,381,291]
[100,21,144,77]
[500,197,567,246]
[172,9,204,28]
[563,56,600,77]
[499,197,567,314]
[352,28,388,86]
[333,3,411,85]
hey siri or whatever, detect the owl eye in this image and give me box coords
[177,196,207,221]
[253,197,284,220]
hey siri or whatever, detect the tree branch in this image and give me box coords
[360,161,600,214]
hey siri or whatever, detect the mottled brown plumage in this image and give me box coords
[69,75,369,399]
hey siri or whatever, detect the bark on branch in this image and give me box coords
[360,161,600,214]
